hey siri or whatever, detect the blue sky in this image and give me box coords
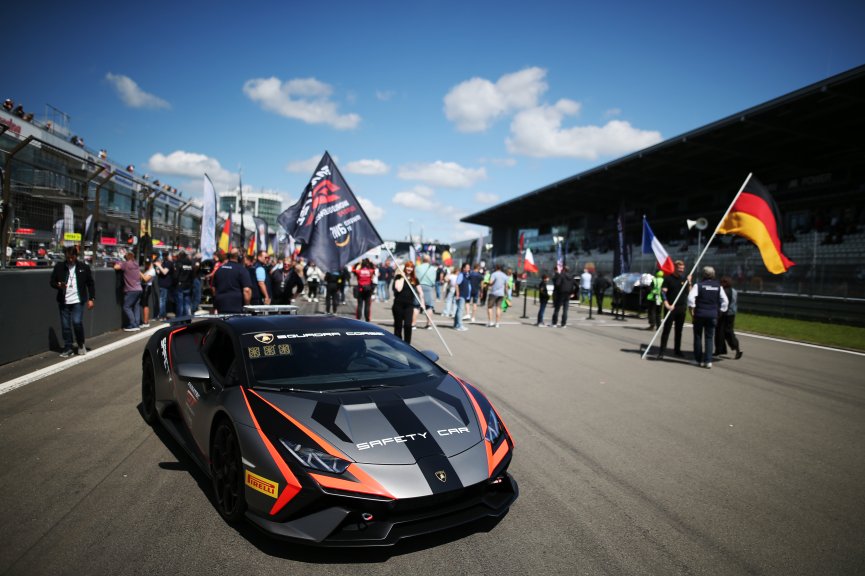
[7,0,865,243]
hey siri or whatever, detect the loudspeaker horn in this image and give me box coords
[687,217,708,230]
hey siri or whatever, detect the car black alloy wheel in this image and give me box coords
[141,357,158,425]
[211,420,247,523]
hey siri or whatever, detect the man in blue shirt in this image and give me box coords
[453,262,471,331]
[212,249,252,313]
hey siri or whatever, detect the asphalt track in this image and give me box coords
[1,297,863,576]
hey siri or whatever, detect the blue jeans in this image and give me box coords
[454,298,466,329]
[191,278,202,314]
[537,300,548,325]
[443,288,456,316]
[377,280,388,301]
[175,288,191,318]
[123,291,142,329]
[693,316,718,364]
[59,302,85,350]
[435,281,442,300]
[158,286,171,319]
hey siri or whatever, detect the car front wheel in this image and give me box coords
[211,420,247,523]
[141,357,158,425]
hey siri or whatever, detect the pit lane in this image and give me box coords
[1,300,863,575]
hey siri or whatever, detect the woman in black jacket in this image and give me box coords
[536,274,550,326]
[392,262,423,344]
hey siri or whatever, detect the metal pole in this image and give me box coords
[383,245,453,357]
[0,136,34,269]
[520,285,528,319]
[174,200,194,249]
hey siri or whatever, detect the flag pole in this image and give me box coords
[641,172,752,359]
[382,245,453,357]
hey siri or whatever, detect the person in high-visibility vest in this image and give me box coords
[646,270,664,330]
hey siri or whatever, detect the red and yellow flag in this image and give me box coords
[718,177,794,274]
[218,215,232,252]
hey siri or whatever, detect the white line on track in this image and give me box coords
[0,327,158,397]
[593,320,865,357]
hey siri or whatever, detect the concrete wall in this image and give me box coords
[0,269,140,365]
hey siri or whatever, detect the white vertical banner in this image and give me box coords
[63,204,74,240]
[200,174,217,258]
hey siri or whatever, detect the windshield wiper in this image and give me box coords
[325,383,401,393]
[254,384,325,394]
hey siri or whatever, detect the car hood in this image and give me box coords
[254,374,482,465]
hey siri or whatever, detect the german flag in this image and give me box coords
[718,177,794,274]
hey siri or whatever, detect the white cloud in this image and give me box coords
[376,90,395,101]
[146,151,236,190]
[285,155,328,174]
[243,76,360,130]
[474,192,500,204]
[393,186,438,211]
[604,107,622,118]
[105,73,170,109]
[444,67,547,132]
[506,102,663,159]
[397,161,486,188]
[345,159,390,175]
[358,195,385,221]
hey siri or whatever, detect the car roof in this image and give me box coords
[217,314,384,335]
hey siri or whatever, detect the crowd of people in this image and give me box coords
[48,243,745,370]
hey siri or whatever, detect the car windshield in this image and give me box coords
[241,328,444,392]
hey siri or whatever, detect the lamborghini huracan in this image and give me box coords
[140,310,517,546]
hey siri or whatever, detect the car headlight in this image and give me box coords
[485,408,501,444]
[280,439,351,474]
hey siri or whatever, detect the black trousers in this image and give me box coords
[594,289,606,313]
[715,313,740,354]
[551,294,569,326]
[660,307,686,354]
[356,288,372,321]
[325,286,339,313]
[393,303,414,344]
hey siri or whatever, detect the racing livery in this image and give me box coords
[141,313,517,545]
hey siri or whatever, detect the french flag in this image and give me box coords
[524,248,538,273]
[642,218,675,274]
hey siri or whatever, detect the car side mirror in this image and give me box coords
[175,362,210,381]
[420,350,439,363]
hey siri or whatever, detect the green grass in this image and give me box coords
[734,313,865,351]
[521,289,865,351]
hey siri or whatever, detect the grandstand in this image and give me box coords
[462,65,865,304]
[0,102,201,268]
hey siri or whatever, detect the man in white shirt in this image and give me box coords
[49,246,95,357]
[485,264,509,327]
[580,268,592,304]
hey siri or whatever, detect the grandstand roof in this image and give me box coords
[462,64,865,229]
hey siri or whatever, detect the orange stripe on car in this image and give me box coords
[248,389,349,460]
[490,438,510,472]
[453,375,496,476]
[166,326,187,372]
[309,464,394,499]
[240,387,302,515]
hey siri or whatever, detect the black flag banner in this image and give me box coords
[277,151,383,273]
